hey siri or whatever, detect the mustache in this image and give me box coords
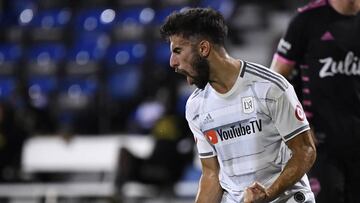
[175,67,193,78]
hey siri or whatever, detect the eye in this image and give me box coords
[173,47,181,54]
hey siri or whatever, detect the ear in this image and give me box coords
[198,40,211,57]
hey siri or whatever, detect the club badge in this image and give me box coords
[242,96,254,114]
[295,105,305,121]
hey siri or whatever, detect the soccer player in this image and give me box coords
[160,8,316,203]
[271,0,360,202]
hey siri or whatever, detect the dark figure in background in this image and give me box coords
[0,102,29,182]
[115,113,194,200]
[271,0,360,202]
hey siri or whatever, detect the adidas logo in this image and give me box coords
[203,113,214,124]
[321,31,334,41]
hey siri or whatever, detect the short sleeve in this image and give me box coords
[275,13,308,63]
[186,96,217,159]
[187,118,217,158]
[269,85,310,142]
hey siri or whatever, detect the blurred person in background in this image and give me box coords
[271,0,360,202]
[161,7,316,203]
[115,96,194,201]
[0,102,29,182]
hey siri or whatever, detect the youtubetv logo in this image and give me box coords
[217,120,262,141]
[204,120,262,144]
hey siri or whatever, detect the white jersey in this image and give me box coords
[185,61,314,203]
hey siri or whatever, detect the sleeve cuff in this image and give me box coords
[283,125,310,142]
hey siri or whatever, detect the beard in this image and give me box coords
[191,53,210,89]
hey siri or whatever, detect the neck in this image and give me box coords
[208,48,241,94]
[329,0,357,15]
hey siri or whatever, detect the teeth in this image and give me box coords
[175,67,178,73]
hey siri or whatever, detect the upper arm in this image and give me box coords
[271,13,307,77]
[200,156,220,177]
[196,156,223,203]
[286,130,316,163]
[270,56,295,78]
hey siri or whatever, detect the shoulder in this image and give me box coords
[297,0,328,13]
[289,0,329,25]
[243,61,290,97]
[185,88,205,122]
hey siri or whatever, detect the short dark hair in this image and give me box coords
[160,7,228,46]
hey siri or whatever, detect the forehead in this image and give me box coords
[169,35,193,49]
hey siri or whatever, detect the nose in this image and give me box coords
[170,53,179,69]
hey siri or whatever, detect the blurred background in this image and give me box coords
[0,0,307,202]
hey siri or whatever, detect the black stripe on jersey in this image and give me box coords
[190,88,203,99]
[284,125,310,141]
[240,61,247,77]
[199,152,214,157]
[247,62,288,89]
[192,114,199,121]
[245,69,286,91]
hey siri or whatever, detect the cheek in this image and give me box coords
[179,51,197,73]
[179,56,192,68]
[184,59,196,73]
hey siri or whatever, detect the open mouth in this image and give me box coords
[175,68,195,85]
[175,67,189,77]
